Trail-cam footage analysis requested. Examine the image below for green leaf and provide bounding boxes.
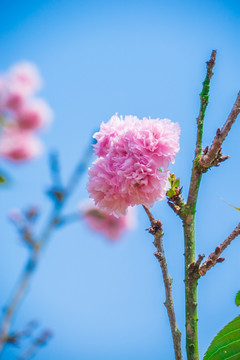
[173,179,180,188]
[203,314,240,360]
[235,291,240,307]
[166,189,175,197]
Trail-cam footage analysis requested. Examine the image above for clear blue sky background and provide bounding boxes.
[1,0,240,359]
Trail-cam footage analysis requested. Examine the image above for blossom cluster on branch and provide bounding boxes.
[87,114,180,215]
[0,62,52,161]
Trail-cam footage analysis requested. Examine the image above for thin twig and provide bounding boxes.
[143,206,183,360]
[195,50,216,158]
[142,205,155,224]
[0,143,93,353]
[199,92,240,168]
[17,330,52,360]
[199,222,240,276]
[49,151,62,188]
[54,211,80,228]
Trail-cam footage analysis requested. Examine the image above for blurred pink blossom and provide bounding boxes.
[8,62,42,96]
[17,99,53,130]
[0,78,5,111]
[0,62,53,162]
[88,115,180,216]
[81,200,136,240]
[0,128,42,161]
[3,83,27,112]
[1,62,42,112]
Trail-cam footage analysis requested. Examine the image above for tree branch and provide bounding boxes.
[183,51,217,360]
[143,206,183,360]
[199,222,240,276]
[199,91,240,168]
[183,51,240,360]
[0,143,93,353]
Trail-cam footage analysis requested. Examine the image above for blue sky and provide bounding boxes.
[0,0,240,359]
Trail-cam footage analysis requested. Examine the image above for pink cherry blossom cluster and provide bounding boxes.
[0,62,53,161]
[87,115,180,216]
[80,199,136,241]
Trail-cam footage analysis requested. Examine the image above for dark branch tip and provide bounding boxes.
[216,128,221,137]
[203,146,209,155]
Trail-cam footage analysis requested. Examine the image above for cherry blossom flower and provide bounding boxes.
[88,114,180,216]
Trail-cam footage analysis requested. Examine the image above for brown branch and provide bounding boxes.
[199,91,240,168]
[199,222,240,276]
[143,206,183,360]
[142,205,155,225]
